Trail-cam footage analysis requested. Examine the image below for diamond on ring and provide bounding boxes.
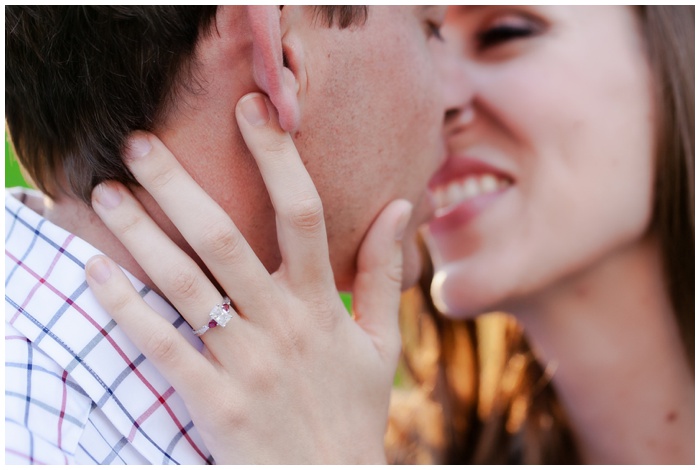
[192,296,232,336]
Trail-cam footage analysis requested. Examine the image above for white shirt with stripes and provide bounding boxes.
[5,188,213,464]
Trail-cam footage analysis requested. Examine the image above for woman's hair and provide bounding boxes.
[386,246,579,464]
[386,6,694,464]
[640,5,695,369]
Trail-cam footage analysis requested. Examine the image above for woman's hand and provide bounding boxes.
[84,93,411,464]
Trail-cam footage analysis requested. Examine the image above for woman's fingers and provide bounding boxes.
[236,93,334,292]
[91,181,242,348]
[85,255,215,401]
[122,131,276,316]
[352,199,412,363]
[85,96,404,463]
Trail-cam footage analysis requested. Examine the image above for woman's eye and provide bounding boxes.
[476,15,542,50]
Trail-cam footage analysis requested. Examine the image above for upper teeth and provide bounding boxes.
[432,174,509,213]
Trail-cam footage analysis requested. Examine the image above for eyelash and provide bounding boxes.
[477,21,539,50]
[426,21,444,42]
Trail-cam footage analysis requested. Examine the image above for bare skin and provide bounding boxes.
[427,6,694,463]
[86,94,410,464]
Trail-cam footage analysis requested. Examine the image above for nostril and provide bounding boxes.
[445,107,461,122]
[444,106,476,136]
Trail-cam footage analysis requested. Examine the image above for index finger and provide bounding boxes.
[236,93,334,292]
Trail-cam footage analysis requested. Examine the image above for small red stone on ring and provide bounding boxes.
[222,304,230,312]
[208,320,217,328]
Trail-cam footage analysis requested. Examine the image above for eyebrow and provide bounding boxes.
[455,6,491,14]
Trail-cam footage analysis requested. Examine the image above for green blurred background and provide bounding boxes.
[5,132,30,188]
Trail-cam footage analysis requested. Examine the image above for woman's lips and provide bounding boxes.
[427,156,513,233]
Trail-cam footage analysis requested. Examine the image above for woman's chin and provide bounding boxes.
[430,269,502,320]
[430,271,484,320]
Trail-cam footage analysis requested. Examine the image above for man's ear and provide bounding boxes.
[247,6,300,133]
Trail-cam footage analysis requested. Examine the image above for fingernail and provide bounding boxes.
[240,94,270,127]
[93,183,122,209]
[127,134,152,159]
[394,203,413,241]
[87,257,112,284]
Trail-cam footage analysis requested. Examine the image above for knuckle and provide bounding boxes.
[219,403,248,430]
[262,138,291,159]
[245,359,280,396]
[277,322,310,356]
[114,211,142,238]
[201,388,247,427]
[251,369,277,396]
[108,291,136,319]
[200,222,246,263]
[305,297,341,333]
[162,263,202,301]
[147,165,178,192]
[144,329,178,364]
[285,195,324,233]
[312,309,341,334]
[386,263,404,286]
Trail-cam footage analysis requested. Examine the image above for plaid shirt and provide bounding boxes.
[5,188,214,464]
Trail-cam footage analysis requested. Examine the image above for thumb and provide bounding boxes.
[352,199,413,363]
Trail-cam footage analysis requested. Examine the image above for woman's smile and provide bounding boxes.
[428,155,513,232]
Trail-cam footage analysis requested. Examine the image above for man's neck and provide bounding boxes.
[515,236,694,464]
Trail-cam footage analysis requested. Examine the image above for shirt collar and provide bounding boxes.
[6,188,211,463]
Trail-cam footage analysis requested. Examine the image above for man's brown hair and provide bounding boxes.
[6,6,219,203]
[6,6,367,204]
